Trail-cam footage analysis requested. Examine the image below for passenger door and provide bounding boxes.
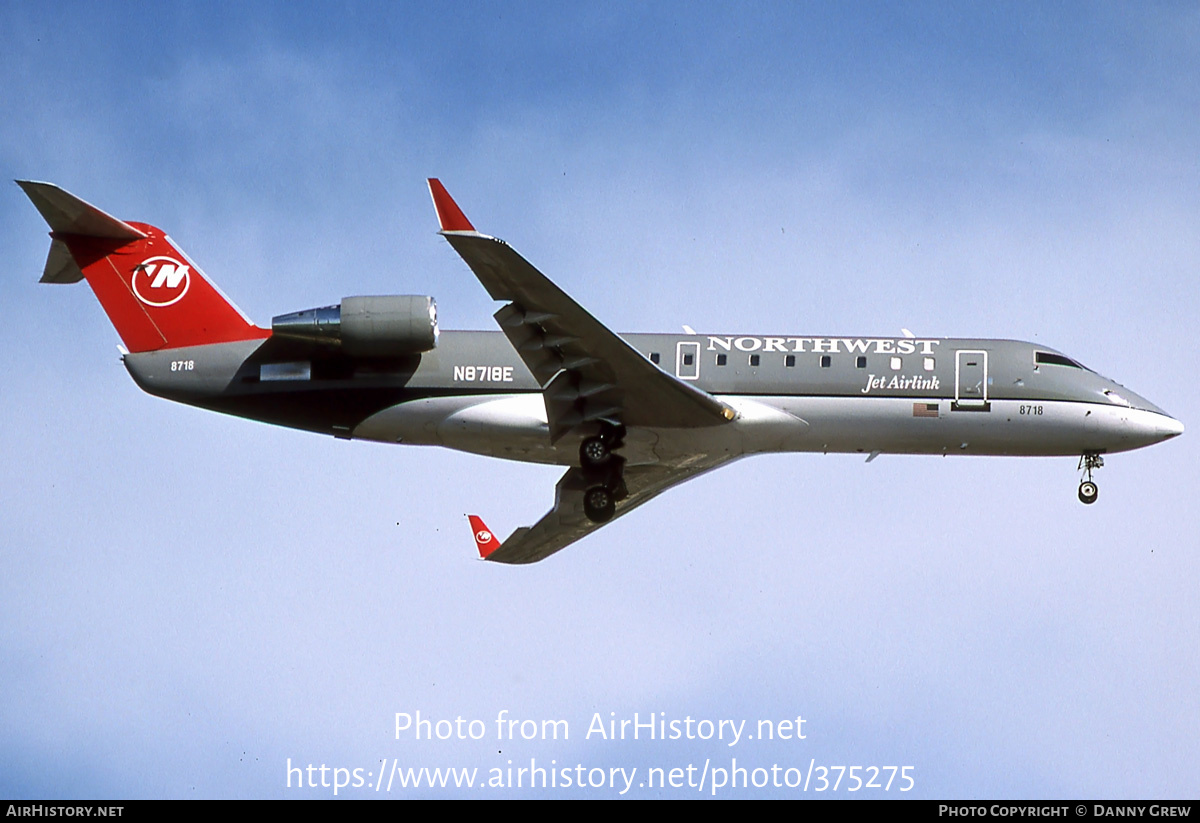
[953,349,990,411]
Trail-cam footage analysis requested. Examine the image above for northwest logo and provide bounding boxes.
[132,256,191,307]
[475,530,493,544]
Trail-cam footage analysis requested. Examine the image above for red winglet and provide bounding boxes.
[468,515,501,559]
[427,179,476,232]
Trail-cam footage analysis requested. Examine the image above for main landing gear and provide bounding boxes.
[580,424,627,524]
[1077,452,1104,505]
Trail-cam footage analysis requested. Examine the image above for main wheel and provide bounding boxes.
[580,436,611,468]
[1078,481,1098,505]
[583,486,616,523]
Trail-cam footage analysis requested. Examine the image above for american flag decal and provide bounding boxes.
[913,402,939,418]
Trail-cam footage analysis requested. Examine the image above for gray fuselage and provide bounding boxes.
[121,330,1182,468]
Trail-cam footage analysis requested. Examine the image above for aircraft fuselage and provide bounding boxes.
[122,330,1181,467]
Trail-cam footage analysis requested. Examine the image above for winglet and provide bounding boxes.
[427,179,476,232]
[467,515,502,559]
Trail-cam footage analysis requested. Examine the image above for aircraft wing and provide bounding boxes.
[476,454,736,564]
[428,179,734,442]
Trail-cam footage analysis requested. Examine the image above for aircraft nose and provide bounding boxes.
[1110,407,1184,450]
[1157,414,1184,440]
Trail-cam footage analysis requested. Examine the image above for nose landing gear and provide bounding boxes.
[1077,452,1104,504]
[1078,481,1098,505]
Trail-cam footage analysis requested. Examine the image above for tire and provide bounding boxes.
[580,436,611,468]
[1078,481,1098,505]
[583,486,616,523]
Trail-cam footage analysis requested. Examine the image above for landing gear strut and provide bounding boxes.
[1077,452,1103,505]
[581,424,627,524]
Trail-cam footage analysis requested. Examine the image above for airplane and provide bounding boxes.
[18,179,1184,564]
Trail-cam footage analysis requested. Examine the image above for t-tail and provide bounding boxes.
[18,181,268,352]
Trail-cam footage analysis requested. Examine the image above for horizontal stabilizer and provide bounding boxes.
[40,238,84,284]
[16,180,147,241]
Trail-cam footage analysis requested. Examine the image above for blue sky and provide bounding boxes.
[2,2,1197,798]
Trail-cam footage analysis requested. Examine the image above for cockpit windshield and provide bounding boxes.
[1035,351,1089,371]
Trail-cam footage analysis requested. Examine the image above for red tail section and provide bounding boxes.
[60,227,268,352]
[20,182,268,353]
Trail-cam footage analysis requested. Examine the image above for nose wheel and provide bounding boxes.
[1078,481,1098,505]
[1077,452,1104,505]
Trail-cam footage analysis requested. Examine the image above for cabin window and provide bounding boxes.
[683,353,694,367]
[890,356,902,370]
[785,355,795,368]
[749,354,760,367]
[820,355,831,368]
[923,356,935,371]
[650,352,660,364]
[856,356,867,369]
[716,354,727,366]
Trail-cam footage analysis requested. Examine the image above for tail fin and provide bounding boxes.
[18,181,268,353]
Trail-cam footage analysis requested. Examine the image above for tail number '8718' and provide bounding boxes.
[454,365,514,382]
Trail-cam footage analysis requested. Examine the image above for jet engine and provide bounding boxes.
[271,295,438,356]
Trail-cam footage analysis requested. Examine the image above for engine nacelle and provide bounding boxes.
[272,295,438,356]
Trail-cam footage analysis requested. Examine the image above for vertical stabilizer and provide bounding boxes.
[18,181,268,353]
